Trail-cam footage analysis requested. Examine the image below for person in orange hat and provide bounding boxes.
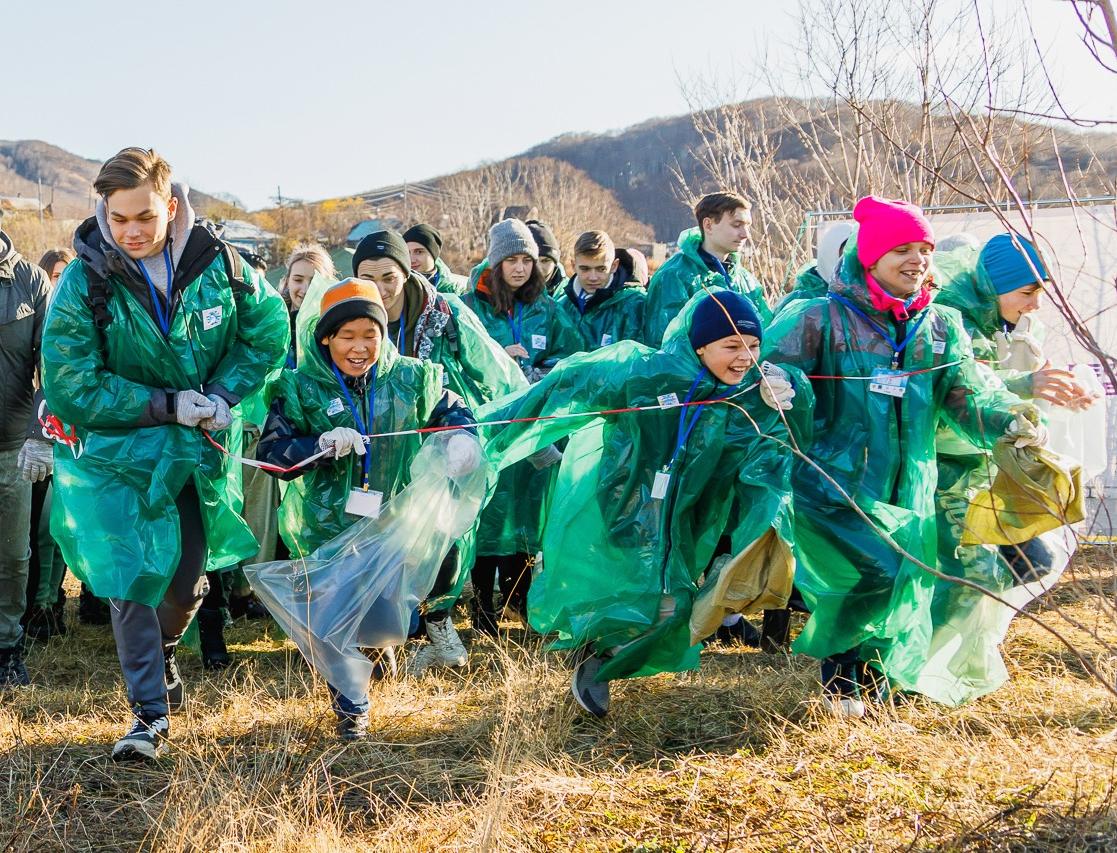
[256,277,480,739]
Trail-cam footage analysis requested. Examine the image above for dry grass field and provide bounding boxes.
[2,551,1115,852]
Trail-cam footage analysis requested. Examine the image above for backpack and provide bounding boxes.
[85,233,254,331]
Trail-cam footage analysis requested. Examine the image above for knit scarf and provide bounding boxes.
[866,273,932,321]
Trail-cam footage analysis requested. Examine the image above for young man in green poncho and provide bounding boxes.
[554,230,645,352]
[41,148,290,760]
[256,277,480,739]
[478,290,806,717]
[344,228,527,675]
[403,223,469,296]
[643,192,772,347]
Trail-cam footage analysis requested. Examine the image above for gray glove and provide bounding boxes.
[199,395,233,431]
[17,439,53,483]
[528,445,563,470]
[173,390,218,427]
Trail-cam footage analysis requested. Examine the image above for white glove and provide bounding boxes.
[174,389,218,427]
[17,439,53,483]
[318,427,367,458]
[997,313,1045,372]
[1004,412,1049,449]
[198,395,233,431]
[759,361,796,411]
[528,445,563,469]
[445,433,482,478]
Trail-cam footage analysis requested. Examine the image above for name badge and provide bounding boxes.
[345,488,383,518]
[651,470,671,500]
[932,339,946,355]
[657,393,680,408]
[326,398,344,417]
[869,368,908,398]
[531,334,547,350]
[201,306,223,330]
[600,333,613,346]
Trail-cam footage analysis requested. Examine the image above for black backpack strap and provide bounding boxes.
[221,241,256,297]
[83,261,114,330]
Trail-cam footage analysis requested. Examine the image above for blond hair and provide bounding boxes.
[285,242,336,279]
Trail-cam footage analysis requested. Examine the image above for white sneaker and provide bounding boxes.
[407,618,468,676]
[824,696,866,719]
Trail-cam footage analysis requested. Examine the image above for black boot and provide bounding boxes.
[470,595,499,638]
[760,609,792,653]
[24,605,60,642]
[78,584,111,625]
[197,608,231,670]
[227,590,269,620]
[0,641,31,688]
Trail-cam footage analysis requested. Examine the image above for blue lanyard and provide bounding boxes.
[576,289,587,314]
[704,251,733,289]
[507,304,523,344]
[136,245,174,336]
[396,321,406,356]
[430,268,441,287]
[331,363,376,489]
[829,293,928,367]
[666,369,709,473]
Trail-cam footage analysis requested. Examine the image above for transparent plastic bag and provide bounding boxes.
[1040,364,1108,481]
[245,432,488,700]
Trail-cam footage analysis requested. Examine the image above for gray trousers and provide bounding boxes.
[0,447,31,649]
[110,484,208,716]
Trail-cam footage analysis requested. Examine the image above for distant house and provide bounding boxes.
[217,219,279,257]
[346,218,402,247]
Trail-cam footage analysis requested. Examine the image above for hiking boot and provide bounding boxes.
[111,712,169,761]
[369,647,397,682]
[23,605,61,642]
[336,711,370,741]
[570,648,610,718]
[78,586,111,625]
[760,608,792,653]
[407,616,468,676]
[470,597,499,639]
[228,591,269,621]
[197,608,231,670]
[164,648,185,713]
[0,643,30,688]
[714,617,761,648]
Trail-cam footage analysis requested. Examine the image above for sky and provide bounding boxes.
[5,0,1114,210]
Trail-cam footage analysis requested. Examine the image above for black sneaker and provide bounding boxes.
[714,617,762,648]
[227,591,269,621]
[336,711,370,741]
[0,644,30,688]
[197,608,231,670]
[111,713,169,761]
[78,586,112,625]
[570,648,610,718]
[164,649,185,712]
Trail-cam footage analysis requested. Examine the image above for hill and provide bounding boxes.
[0,140,229,219]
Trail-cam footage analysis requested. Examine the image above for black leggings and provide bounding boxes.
[471,553,531,618]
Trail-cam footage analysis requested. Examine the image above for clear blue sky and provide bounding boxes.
[6,0,1113,209]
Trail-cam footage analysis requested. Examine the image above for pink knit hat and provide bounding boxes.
[853,196,935,268]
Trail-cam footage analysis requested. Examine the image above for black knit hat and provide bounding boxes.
[402,224,443,262]
[525,219,560,262]
[688,291,763,350]
[353,229,410,276]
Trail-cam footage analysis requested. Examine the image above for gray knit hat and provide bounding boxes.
[487,218,538,268]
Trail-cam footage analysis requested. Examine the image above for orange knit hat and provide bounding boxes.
[313,277,388,341]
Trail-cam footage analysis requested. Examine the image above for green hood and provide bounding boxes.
[933,246,1002,342]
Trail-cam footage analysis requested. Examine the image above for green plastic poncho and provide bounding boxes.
[761,239,1029,696]
[462,263,583,556]
[42,250,289,606]
[555,276,646,351]
[773,262,828,315]
[643,227,772,347]
[268,336,449,557]
[431,257,469,296]
[477,295,812,681]
[916,247,1072,704]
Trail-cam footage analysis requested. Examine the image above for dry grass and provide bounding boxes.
[2,552,1116,852]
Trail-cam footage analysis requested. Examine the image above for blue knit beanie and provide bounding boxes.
[688,291,763,350]
[979,233,1048,295]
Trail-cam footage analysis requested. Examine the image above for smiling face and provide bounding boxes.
[998,282,1044,325]
[702,207,753,258]
[500,254,534,290]
[285,259,316,309]
[357,257,409,318]
[696,333,760,385]
[104,182,178,260]
[323,317,382,377]
[574,252,618,294]
[868,241,934,297]
[407,242,436,274]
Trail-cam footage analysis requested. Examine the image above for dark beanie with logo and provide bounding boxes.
[402,224,443,262]
[688,291,763,349]
[352,229,411,276]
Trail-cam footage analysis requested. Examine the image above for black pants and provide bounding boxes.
[470,553,530,629]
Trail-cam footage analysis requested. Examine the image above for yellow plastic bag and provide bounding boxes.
[962,442,1084,546]
[690,529,794,644]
